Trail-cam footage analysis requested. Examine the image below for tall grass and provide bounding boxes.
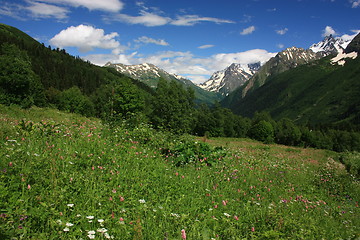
[0,105,359,239]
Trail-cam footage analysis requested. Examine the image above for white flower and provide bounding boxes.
[67,203,74,207]
[223,213,231,217]
[86,216,95,219]
[139,199,146,204]
[170,213,180,218]
[97,228,107,233]
[63,227,70,232]
[66,222,74,227]
[98,219,104,223]
[88,234,95,239]
[88,230,96,235]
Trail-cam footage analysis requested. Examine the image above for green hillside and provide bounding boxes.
[1,105,359,239]
[224,55,360,127]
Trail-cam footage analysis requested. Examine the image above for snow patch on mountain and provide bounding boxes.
[331,50,358,66]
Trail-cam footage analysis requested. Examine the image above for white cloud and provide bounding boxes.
[39,0,124,12]
[171,15,235,26]
[25,1,69,20]
[104,2,234,27]
[135,36,169,46]
[0,2,26,20]
[107,12,235,27]
[198,45,215,49]
[322,26,337,37]
[277,43,285,49]
[240,26,256,35]
[110,11,171,27]
[50,25,124,53]
[83,49,276,83]
[276,28,288,35]
[351,0,360,8]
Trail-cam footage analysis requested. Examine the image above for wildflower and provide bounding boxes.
[170,213,180,218]
[119,196,124,201]
[67,203,74,207]
[88,230,96,235]
[27,184,31,190]
[88,234,95,239]
[234,215,239,220]
[87,216,95,219]
[8,162,13,167]
[222,200,227,206]
[223,213,231,217]
[98,219,104,223]
[63,227,70,232]
[181,229,187,239]
[97,228,107,233]
[139,199,146,204]
[251,227,255,232]
[66,222,74,227]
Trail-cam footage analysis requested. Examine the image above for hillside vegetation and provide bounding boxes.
[0,105,359,239]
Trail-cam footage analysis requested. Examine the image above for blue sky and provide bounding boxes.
[0,0,359,83]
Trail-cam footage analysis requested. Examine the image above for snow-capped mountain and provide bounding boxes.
[198,62,260,95]
[104,62,223,105]
[309,34,353,56]
[105,62,191,88]
[241,47,322,97]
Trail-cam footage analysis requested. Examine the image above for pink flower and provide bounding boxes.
[119,196,124,201]
[119,217,124,222]
[234,216,239,220]
[8,162,13,167]
[27,184,31,190]
[251,227,255,232]
[181,229,187,239]
[222,200,227,206]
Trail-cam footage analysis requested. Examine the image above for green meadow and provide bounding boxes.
[0,105,359,239]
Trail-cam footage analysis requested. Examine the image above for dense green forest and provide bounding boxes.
[1,23,360,152]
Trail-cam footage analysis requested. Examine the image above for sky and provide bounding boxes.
[0,0,359,84]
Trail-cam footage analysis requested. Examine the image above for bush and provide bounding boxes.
[248,120,274,143]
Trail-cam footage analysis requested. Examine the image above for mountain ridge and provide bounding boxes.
[104,62,222,105]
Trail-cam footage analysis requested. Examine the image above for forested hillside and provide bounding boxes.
[223,55,360,128]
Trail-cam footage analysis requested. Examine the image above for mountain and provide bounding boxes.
[239,47,322,98]
[105,62,184,88]
[198,62,260,96]
[345,32,360,53]
[222,34,360,126]
[105,62,222,105]
[310,34,353,56]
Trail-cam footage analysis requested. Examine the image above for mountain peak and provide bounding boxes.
[309,34,355,56]
[199,62,260,95]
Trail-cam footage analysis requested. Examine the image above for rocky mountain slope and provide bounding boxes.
[198,62,260,96]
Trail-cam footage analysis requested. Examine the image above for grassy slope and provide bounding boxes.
[0,105,359,239]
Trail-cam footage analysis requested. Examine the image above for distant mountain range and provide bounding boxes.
[221,32,360,126]
[104,62,222,105]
